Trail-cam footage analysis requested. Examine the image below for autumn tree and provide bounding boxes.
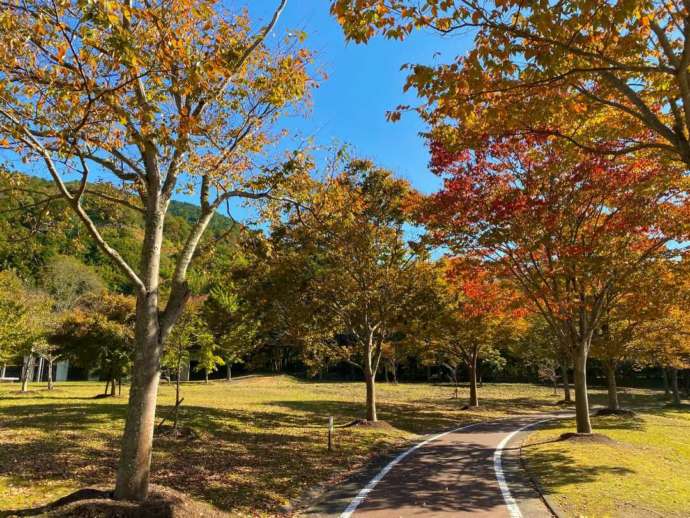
[419,135,684,433]
[55,293,136,396]
[16,287,55,393]
[515,315,572,403]
[332,1,690,170]
[40,256,105,312]
[625,259,690,406]
[0,271,28,368]
[161,300,216,427]
[202,284,258,381]
[268,158,436,421]
[590,258,678,411]
[0,0,312,499]
[436,258,525,407]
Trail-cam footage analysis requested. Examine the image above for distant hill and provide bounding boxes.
[168,199,237,234]
[0,172,240,292]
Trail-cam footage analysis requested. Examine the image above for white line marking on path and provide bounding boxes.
[339,420,487,518]
[493,418,554,518]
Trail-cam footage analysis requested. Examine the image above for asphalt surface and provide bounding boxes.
[305,414,562,518]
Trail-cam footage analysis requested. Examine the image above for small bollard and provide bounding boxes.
[328,416,334,451]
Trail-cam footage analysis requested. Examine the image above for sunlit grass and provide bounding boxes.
[523,404,690,518]
[0,375,560,516]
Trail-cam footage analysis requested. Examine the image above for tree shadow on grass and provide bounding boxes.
[588,388,669,410]
[0,401,401,515]
[523,448,635,494]
[269,394,562,436]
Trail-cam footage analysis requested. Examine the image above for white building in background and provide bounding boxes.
[0,358,70,382]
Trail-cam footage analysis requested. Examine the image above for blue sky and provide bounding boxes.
[244,1,470,196]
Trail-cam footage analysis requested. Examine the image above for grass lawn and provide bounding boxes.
[522,397,690,518]
[0,375,560,516]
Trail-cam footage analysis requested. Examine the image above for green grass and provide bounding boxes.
[522,399,690,518]
[0,376,559,516]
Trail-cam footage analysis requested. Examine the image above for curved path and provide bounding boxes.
[306,414,566,518]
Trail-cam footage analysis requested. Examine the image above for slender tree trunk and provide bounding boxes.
[391,362,398,385]
[226,363,232,381]
[205,370,209,383]
[1,363,5,379]
[47,359,54,390]
[111,377,117,396]
[364,369,377,421]
[606,361,619,411]
[364,335,379,421]
[114,290,164,501]
[670,367,681,406]
[662,367,670,398]
[573,342,592,434]
[35,356,43,382]
[561,359,572,402]
[104,379,110,396]
[20,355,33,392]
[468,352,479,407]
[174,359,181,430]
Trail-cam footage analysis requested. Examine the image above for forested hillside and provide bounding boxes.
[0,171,240,292]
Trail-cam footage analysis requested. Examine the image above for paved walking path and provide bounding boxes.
[306,414,565,518]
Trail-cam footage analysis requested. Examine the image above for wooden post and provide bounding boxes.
[328,416,334,451]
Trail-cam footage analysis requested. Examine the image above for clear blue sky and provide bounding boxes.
[244,1,470,196]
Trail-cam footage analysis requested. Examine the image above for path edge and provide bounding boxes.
[517,424,565,518]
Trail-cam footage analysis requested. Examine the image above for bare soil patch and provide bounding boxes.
[341,419,393,429]
[558,432,616,445]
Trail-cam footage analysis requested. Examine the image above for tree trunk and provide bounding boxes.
[47,359,54,390]
[573,343,592,434]
[20,355,33,393]
[363,332,380,422]
[204,370,209,383]
[111,377,117,396]
[662,367,670,398]
[174,360,181,430]
[561,359,572,402]
[670,367,681,406]
[391,363,398,385]
[104,379,110,396]
[35,356,44,382]
[226,363,232,381]
[606,361,619,411]
[468,352,479,407]
[364,370,377,421]
[114,291,164,501]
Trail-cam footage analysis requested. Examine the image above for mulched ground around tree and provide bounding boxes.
[558,432,617,445]
[0,486,227,518]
